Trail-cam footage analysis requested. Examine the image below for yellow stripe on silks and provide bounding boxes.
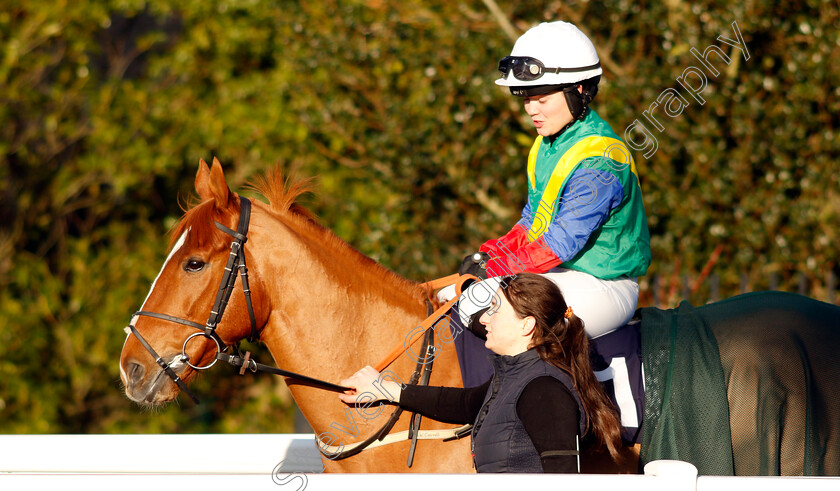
[527,136,544,191]
[527,135,637,242]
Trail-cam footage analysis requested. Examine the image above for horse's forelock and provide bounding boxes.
[170,198,236,252]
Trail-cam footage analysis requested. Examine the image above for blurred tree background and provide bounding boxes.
[1,0,838,434]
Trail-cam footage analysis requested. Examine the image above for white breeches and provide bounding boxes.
[440,268,639,339]
[540,268,638,338]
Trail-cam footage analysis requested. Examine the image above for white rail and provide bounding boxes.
[0,433,322,475]
[1,434,837,491]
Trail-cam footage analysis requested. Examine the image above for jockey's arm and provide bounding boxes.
[482,168,624,277]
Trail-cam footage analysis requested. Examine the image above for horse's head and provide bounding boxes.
[119,158,266,405]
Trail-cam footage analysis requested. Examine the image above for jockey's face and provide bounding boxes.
[480,288,535,356]
[522,88,577,137]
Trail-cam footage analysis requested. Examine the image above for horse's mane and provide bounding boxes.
[246,168,319,223]
[170,168,425,303]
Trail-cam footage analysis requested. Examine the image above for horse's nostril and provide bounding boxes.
[128,361,145,385]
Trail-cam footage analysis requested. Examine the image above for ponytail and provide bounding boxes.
[558,312,623,461]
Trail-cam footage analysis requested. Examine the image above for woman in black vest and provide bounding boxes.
[339,273,622,472]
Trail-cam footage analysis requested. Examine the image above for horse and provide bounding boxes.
[120,158,477,473]
[120,159,840,475]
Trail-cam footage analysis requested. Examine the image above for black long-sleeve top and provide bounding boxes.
[400,376,580,472]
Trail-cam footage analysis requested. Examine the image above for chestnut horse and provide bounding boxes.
[120,159,481,472]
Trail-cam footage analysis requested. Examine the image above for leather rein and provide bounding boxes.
[125,197,472,463]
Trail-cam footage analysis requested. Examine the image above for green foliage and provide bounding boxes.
[1,0,838,434]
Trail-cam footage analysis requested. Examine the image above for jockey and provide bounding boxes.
[449,21,651,386]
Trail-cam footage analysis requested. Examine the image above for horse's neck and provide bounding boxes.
[242,210,474,472]
[251,211,426,384]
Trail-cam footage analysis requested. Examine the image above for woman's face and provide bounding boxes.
[480,288,535,356]
[523,90,575,137]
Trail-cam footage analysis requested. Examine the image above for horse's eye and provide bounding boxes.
[184,259,206,272]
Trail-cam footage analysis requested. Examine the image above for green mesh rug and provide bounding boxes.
[639,291,840,476]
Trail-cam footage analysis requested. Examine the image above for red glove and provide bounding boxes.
[484,236,562,277]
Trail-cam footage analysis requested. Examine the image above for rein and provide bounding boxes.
[321,275,476,463]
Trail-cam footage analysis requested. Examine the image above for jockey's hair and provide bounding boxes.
[500,273,624,462]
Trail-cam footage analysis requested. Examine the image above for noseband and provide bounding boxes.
[127,197,258,404]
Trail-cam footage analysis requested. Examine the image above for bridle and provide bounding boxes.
[126,197,258,404]
[127,197,352,404]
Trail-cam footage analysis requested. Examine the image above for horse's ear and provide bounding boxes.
[196,159,212,199]
[195,157,230,208]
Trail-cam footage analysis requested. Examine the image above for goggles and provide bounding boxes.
[497,56,601,82]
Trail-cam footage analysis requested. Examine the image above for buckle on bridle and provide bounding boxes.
[238,351,251,375]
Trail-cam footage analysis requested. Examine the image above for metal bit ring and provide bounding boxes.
[181,332,221,370]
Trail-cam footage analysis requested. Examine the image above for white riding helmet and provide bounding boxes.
[496,21,603,88]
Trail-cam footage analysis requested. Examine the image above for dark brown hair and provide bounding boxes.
[500,273,623,461]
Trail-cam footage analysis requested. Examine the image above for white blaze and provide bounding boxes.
[120,231,188,382]
[139,230,189,311]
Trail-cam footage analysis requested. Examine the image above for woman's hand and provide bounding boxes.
[338,365,403,404]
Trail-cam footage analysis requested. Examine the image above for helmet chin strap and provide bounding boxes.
[553,78,600,139]
[547,87,589,141]
[563,86,586,121]
[563,78,599,121]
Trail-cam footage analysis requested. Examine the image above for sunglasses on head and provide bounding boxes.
[498,56,601,82]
